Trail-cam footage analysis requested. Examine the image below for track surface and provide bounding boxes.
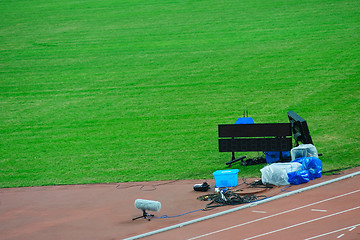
[145,174,360,240]
[0,167,359,240]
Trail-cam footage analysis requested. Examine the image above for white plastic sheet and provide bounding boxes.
[290,144,318,160]
[261,162,302,186]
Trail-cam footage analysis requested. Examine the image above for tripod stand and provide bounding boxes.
[132,209,154,221]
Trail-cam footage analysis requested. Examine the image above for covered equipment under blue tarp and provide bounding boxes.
[261,157,323,186]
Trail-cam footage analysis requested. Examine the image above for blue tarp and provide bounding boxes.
[287,157,322,185]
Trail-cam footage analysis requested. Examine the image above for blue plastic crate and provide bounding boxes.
[213,169,239,187]
[234,117,254,124]
[264,151,290,163]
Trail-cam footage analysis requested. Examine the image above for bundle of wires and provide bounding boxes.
[203,190,266,210]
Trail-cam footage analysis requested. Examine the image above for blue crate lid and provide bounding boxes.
[213,169,239,176]
[234,117,254,124]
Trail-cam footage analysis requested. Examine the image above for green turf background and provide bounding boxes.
[1,0,359,187]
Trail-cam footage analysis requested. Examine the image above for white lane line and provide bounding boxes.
[252,210,266,213]
[305,224,360,239]
[311,209,327,212]
[337,233,345,238]
[187,189,360,240]
[243,206,360,240]
[349,226,357,231]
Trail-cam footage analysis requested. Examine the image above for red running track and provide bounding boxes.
[143,174,360,240]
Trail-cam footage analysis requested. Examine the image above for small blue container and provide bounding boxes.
[265,151,290,163]
[213,169,239,187]
[234,117,254,124]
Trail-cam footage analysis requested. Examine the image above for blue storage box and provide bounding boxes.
[235,117,254,124]
[213,169,239,187]
[265,151,290,163]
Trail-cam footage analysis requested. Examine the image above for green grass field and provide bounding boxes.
[1,0,359,188]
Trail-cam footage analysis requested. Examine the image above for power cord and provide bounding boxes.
[150,208,204,219]
[116,180,178,191]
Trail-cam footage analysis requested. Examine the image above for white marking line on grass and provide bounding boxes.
[311,209,327,212]
[187,190,360,240]
[243,206,360,240]
[305,224,360,240]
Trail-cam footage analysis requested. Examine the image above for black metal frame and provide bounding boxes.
[288,111,313,146]
[218,123,293,161]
